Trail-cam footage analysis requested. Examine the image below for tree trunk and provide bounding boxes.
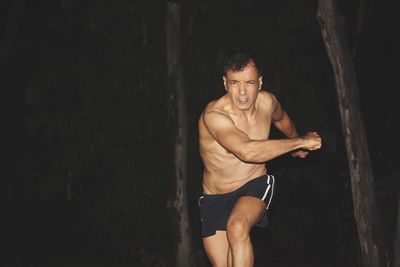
[393,196,400,267]
[317,1,386,266]
[166,2,194,267]
[1,0,25,66]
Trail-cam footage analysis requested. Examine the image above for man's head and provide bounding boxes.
[222,49,263,110]
[222,48,262,77]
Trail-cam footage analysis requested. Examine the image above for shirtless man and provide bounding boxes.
[198,50,321,267]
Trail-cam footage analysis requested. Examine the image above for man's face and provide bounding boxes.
[223,62,262,111]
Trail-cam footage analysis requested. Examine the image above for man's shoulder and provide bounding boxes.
[203,95,230,115]
[258,91,275,103]
[203,106,231,123]
[201,98,233,127]
[257,91,276,110]
[199,98,233,141]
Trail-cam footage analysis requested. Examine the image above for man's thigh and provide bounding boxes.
[229,196,266,228]
[203,230,229,267]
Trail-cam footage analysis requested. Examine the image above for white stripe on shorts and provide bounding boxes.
[261,174,275,209]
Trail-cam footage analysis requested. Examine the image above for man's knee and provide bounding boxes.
[227,214,250,242]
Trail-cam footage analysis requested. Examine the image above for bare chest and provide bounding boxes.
[232,115,271,140]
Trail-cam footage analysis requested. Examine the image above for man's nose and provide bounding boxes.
[239,82,246,94]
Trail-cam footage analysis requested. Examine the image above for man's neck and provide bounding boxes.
[229,100,258,120]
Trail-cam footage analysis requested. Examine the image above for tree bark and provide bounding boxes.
[1,0,25,66]
[166,2,194,267]
[317,1,386,266]
[393,196,400,267]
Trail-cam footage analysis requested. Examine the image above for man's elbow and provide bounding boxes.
[237,145,265,163]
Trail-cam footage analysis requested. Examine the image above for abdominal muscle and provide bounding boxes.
[201,156,267,194]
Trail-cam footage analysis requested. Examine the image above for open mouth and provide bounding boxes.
[238,98,248,104]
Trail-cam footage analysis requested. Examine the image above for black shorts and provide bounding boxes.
[198,174,275,238]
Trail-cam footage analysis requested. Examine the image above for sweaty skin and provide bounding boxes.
[199,91,272,194]
[198,61,321,267]
[199,63,321,195]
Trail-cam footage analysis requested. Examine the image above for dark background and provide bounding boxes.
[1,0,399,266]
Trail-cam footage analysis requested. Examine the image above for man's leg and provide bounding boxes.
[226,196,266,267]
[203,230,230,267]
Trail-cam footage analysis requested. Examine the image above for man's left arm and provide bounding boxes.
[271,96,309,158]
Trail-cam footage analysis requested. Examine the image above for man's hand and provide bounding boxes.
[291,149,309,158]
[291,132,321,158]
[302,131,322,150]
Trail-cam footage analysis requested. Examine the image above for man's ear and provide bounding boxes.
[223,76,227,91]
[258,76,263,91]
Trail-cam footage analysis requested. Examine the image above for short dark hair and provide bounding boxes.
[222,48,262,76]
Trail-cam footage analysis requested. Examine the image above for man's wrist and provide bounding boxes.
[293,137,305,150]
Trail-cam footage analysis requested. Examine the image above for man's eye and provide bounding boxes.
[229,81,238,85]
[247,81,257,85]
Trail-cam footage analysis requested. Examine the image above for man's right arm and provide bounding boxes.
[203,111,321,163]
